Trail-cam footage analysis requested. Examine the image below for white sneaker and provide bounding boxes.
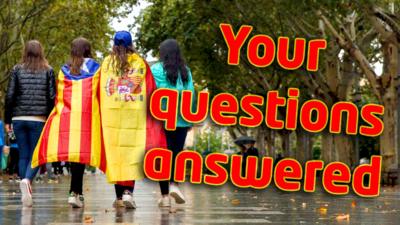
[169,183,186,204]
[122,191,136,209]
[20,179,33,207]
[158,196,171,207]
[68,192,84,208]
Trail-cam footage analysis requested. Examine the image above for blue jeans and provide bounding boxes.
[12,120,45,180]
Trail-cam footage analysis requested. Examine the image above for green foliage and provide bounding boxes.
[192,127,232,154]
[136,0,399,99]
[312,146,322,160]
[136,1,400,164]
[0,0,137,114]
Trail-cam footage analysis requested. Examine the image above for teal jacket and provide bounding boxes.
[151,62,195,128]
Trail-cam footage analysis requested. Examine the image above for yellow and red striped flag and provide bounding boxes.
[100,53,167,182]
[31,59,106,171]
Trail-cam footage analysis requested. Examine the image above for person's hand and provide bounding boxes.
[5,124,12,133]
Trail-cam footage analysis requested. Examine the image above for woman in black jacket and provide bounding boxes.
[4,40,56,207]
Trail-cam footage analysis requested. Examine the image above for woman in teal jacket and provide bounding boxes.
[151,39,194,207]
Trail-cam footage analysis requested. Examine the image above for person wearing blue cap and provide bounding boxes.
[113,30,133,48]
[99,30,167,209]
[101,31,138,209]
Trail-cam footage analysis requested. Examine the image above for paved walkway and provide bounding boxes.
[0,174,399,224]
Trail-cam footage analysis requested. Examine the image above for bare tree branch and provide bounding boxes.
[317,10,382,100]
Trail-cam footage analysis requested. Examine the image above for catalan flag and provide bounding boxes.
[100,53,166,182]
[31,59,106,171]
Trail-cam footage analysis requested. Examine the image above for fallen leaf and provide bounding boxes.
[83,215,94,223]
[253,196,258,199]
[336,214,350,221]
[351,200,356,208]
[169,208,177,214]
[290,198,295,202]
[302,203,307,208]
[231,199,240,205]
[85,188,89,192]
[318,207,328,215]
[380,210,392,214]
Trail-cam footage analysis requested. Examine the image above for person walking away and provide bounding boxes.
[4,40,56,207]
[34,162,56,183]
[0,120,5,183]
[243,142,259,157]
[30,37,106,208]
[151,39,195,207]
[238,142,259,177]
[52,162,63,176]
[100,31,166,209]
[63,38,97,208]
[7,130,20,182]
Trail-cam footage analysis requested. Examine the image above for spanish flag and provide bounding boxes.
[31,59,106,171]
[100,53,166,182]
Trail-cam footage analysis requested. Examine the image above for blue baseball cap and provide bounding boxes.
[114,31,133,48]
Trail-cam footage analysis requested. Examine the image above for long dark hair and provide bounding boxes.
[69,37,92,75]
[110,45,136,74]
[159,39,188,85]
[21,40,49,72]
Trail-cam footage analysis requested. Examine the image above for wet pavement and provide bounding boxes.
[0,174,399,225]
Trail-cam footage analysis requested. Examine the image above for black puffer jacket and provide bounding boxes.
[4,65,56,124]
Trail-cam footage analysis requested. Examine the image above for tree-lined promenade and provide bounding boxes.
[1,1,400,182]
[2,175,400,224]
[137,0,400,181]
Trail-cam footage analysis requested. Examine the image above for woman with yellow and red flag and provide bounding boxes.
[100,31,166,208]
[32,37,106,208]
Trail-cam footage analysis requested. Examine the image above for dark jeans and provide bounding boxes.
[70,163,85,195]
[7,148,19,176]
[159,127,189,195]
[13,120,45,180]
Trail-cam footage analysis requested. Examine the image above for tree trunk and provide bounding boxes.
[296,130,312,164]
[380,36,399,174]
[255,127,266,156]
[322,133,354,166]
[381,91,398,172]
[264,129,276,158]
[281,131,291,157]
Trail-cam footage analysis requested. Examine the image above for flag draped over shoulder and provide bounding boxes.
[100,53,166,182]
[31,59,106,172]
